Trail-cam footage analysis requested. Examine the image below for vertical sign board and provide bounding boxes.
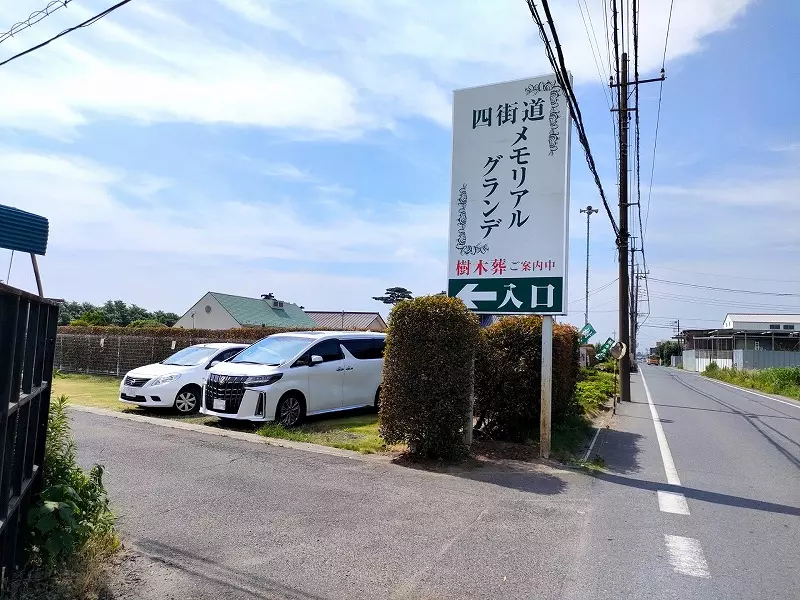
[447,74,571,315]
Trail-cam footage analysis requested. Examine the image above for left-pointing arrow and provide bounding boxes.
[456,283,497,309]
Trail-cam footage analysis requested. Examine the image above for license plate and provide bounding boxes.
[123,386,136,396]
[213,397,226,411]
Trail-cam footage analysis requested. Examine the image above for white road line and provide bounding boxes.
[640,369,682,486]
[695,375,800,409]
[582,426,602,461]
[664,535,711,578]
[657,491,690,515]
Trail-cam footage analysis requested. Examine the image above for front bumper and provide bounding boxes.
[119,381,180,408]
[200,387,277,421]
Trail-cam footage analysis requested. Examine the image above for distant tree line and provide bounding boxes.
[59,300,180,328]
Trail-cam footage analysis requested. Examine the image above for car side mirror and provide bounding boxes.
[310,355,323,366]
[207,360,220,369]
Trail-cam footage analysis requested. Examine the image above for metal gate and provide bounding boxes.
[0,283,58,576]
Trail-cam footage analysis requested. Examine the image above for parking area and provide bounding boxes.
[53,373,397,454]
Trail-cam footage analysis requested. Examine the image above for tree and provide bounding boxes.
[75,310,108,326]
[655,340,682,363]
[151,310,180,327]
[59,299,181,327]
[372,287,413,305]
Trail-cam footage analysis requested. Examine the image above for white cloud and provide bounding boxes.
[0,2,368,137]
[260,162,316,182]
[1,149,446,266]
[0,0,754,135]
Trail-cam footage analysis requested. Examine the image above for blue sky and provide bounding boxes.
[1,0,798,348]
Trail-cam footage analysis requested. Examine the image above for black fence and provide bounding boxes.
[0,284,59,578]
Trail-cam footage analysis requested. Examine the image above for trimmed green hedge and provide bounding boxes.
[379,296,480,459]
[57,325,353,341]
[474,317,581,442]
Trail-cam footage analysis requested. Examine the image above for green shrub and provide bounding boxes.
[28,395,117,567]
[475,317,581,442]
[703,362,720,375]
[379,296,480,459]
[127,319,167,328]
[574,369,615,416]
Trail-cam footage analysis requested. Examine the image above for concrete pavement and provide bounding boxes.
[71,366,800,599]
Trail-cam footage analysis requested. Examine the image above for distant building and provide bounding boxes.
[174,292,317,330]
[682,313,800,372]
[305,311,387,332]
[722,313,800,332]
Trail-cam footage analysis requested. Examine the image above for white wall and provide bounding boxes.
[173,293,240,329]
[729,320,800,332]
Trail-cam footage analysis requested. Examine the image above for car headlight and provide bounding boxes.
[150,373,181,386]
[244,374,283,388]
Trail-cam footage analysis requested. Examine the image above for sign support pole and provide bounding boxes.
[464,353,475,446]
[540,315,553,459]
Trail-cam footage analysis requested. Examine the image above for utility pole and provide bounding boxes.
[617,52,631,403]
[580,206,599,326]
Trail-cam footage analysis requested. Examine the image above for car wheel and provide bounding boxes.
[374,387,381,412]
[174,386,201,414]
[276,393,304,427]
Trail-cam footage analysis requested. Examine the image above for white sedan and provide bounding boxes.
[119,343,247,414]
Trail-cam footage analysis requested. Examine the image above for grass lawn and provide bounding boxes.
[259,413,403,454]
[52,373,397,453]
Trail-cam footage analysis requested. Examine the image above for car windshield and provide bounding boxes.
[161,346,218,366]
[230,336,311,366]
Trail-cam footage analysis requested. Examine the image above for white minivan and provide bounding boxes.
[200,331,386,426]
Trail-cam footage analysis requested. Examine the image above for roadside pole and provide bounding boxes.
[540,315,553,459]
[465,354,475,445]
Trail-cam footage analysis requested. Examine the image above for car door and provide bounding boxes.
[306,339,345,413]
[340,339,379,406]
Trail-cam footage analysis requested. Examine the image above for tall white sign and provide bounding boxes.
[447,74,571,315]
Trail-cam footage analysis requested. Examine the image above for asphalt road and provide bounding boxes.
[71,367,800,599]
[571,365,800,600]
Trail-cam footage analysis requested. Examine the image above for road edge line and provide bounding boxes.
[66,404,374,461]
[640,369,681,486]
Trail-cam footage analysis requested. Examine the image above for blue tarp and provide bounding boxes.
[0,205,48,255]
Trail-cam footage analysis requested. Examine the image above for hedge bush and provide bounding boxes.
[57,325,348,341]
[474,317,580,442]
[379,296,480,459]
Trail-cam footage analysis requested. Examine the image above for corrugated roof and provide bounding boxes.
[210,292,317,328]
[725,313,800,324]
[305,311,387,331]
[0,205,49,255]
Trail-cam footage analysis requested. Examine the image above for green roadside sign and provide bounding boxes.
[447,277,564,314]
[579,323,596,345]
[596,336,615,360]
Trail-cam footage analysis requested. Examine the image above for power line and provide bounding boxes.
[0,1,75,45]
[569,277,619,305]
[525,0,620,238]
[576,0,619,168]
[648,277,800,297]
[648,291,800,312]
[653,265,800,283]
[0,0,133,69]
[643,0,674,237]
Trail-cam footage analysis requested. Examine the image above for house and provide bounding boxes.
[174,292,317,330]
[722,313,800,332]
[682,313,800,372]
[305,311,387,332]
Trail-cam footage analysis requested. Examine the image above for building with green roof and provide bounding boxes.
[174,292,317,329]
